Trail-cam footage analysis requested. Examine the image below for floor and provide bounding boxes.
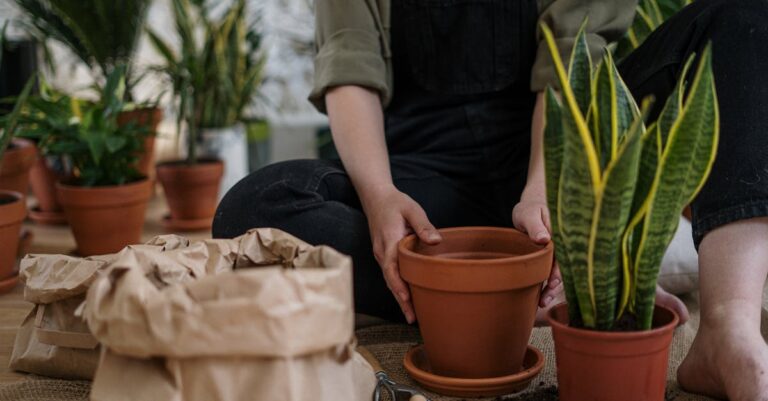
[0,194,210,384]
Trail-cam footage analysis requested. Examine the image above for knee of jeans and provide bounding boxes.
[212,160,321,238]
[706,0,768,36]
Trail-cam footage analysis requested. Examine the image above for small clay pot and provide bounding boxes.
[547,303,679,401]
[0,191,26,293]
[156,159,223,230]
[0,139,37,196]
[118,107,163,177]
[28,155,65,212]
[57,179,153,256]
[399,227,553,379]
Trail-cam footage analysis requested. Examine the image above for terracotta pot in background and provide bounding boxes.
[0,191,26,294]
[399,227,553,379]
[117,107,163,177]
[28,155,68,225]
[57,179,153,256]
[0,138,37,196]
[156,159,223,231]
[547,303,679,401]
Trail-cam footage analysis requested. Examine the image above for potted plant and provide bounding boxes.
[148,0,264,231]
[29,67,152,255]
[13,0,160,177]
[614,0,692,59]
[540,23,718,401]
[0,76,34,294]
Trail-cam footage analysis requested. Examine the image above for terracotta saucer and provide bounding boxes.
[403,344,545,398]
[0,274,19,295]
[161,214,213,232]
[28,205,68,225]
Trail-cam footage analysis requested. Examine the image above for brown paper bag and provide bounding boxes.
[84,228,376,401]
[9,235,190,379]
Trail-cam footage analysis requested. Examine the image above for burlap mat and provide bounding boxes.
[0,379,89,401]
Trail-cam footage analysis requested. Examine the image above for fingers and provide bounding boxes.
[402,202,442,245]
[540,263,563,307]
[519,209,551,244]
[375,233,416,324]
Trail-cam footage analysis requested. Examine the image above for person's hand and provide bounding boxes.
[512,195,564,309]
[362,186,442,324]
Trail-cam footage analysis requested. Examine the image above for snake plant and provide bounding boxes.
[615,0,693,59]
[542,22,719,330]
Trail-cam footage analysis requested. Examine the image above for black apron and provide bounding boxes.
[385,0,540,191]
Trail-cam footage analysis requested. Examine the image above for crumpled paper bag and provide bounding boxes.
[9,235,189,379]
[84,228,376,401]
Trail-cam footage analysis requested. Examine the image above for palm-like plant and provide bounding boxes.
[13,0,150,100]
[147,0,265,165]
[542,22,719,331]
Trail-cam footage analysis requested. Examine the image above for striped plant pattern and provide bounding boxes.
[541,23,719,330]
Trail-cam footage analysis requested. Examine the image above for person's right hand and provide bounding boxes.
[362,185,442,324]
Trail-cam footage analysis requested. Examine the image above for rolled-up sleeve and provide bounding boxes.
[309,0,390,113]
[531,0,638,92]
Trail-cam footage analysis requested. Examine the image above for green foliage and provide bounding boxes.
[148,0,265,164]
[0,77,35,167]
[615,0,692,59]
[541,23,719,330]
[13,0,151,99]
[14,67,147,187]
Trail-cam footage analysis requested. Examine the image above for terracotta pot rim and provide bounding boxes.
[0,190,23,201]
[399,226,554,266]
[56,177,151,192]
[546,303,679,340]
[156,158,223,168]
[0,190,26,226]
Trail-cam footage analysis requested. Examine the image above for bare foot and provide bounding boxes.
[656,285,690,325]
[678,322,768,401]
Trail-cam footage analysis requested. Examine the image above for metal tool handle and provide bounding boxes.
[357,346,385,373]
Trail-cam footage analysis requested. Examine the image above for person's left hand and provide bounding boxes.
[512,197,564,311]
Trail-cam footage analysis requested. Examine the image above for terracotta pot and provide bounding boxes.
[156,160,223,229]
[547,303,679,401]
[399,227,553,379]
[118,107,162,177]
[0,191,26,293]
[57,179,153,256]
[28,155,65,212]
[0,138,37,196]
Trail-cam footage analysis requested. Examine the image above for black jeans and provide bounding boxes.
[214,0,768,321]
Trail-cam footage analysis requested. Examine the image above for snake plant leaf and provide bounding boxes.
[544,87,581,322]
[542,22,601,327]
[568,21,593,118]
[658,55,695,147]
[633,45,719,328]
[589,101,649,329]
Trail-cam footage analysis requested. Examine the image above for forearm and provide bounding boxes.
[523,92,547,200]
[325,85,393,208]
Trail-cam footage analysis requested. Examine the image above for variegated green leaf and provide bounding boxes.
[543,88,581,322]
[588,103,647,329]
[634,45,719,328]
[568,21,593,118]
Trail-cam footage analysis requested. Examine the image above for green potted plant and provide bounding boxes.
[148,0,264,231]
[13,0,161,178]
[614,0,692,59]
[20,67,152,255]
[0,76,34,294]
[541,23,718,401]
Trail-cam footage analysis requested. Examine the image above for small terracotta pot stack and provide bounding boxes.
[398,227,553,397]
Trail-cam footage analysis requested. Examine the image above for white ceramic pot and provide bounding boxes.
[197,123,249,199]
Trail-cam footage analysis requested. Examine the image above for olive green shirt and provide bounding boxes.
[309,0,638,113]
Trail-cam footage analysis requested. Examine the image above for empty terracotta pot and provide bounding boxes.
[0,190,26,294]
[57,179,153,256]
[118,107,163,177]
[399,227,553,379]
[156,159,223,230]
[0,139,37,196]
[547,303,679,401]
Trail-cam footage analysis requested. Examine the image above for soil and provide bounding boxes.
[568,313,641,332]
[0,195,15,206]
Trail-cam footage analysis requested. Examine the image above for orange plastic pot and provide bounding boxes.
[156,160,223,230]
[547,303,679,401]
[57,179,152,256]
[0,139,36,196]
[0,191,26,293]
[399,227,553,379]
[118,107,163,177]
